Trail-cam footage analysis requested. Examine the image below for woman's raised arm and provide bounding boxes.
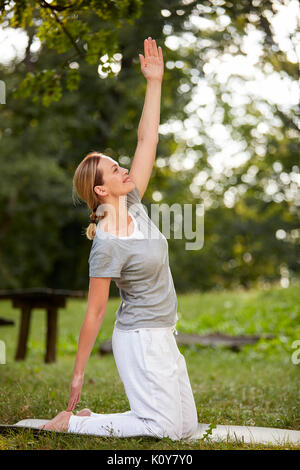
[129,37,164,199]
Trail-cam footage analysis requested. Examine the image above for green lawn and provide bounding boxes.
[0,281,299,450]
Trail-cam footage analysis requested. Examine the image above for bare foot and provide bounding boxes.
[76,408,92,416]
[38,410,73,431]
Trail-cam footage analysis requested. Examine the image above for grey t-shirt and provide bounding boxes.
[88,183,178,330]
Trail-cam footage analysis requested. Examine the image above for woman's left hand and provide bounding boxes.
[139,37,164,82]
[66,373,84,411]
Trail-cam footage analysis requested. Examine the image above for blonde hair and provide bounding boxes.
[72,151,104,240]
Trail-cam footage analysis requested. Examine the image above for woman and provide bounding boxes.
[39,37,198,441]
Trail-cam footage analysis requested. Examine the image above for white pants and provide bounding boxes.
[68,322,198,441]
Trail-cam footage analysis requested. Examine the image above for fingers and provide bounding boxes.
[158,45,163,62]
[144,37,159,58]
[139,54,145,68]
[147,37,153,56]
[152,39,158,57]
[144,38,149,59]
[67,395,78,411]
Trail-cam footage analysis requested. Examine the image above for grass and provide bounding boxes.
[0,280,299,450]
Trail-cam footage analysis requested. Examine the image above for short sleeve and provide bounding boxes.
[127,183,141,208]
[89,240,123,278]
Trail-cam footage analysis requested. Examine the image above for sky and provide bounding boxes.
[0,0,299,180]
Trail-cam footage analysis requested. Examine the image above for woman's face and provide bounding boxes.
[94,154,135,199]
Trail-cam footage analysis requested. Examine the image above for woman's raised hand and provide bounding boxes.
[139,37,164,82]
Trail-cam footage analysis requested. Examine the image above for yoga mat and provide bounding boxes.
[0,419,299,445]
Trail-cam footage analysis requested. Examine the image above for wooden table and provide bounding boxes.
[0,288,86,363]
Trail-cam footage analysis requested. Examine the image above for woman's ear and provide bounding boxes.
[94,185,106,198]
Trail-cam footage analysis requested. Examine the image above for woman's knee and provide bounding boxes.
[164,420,198,441]
[158,419,184,441]
[182,419,198,439]
[144,418,182,441]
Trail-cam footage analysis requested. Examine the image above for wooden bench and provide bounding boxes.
[0,288,86,363]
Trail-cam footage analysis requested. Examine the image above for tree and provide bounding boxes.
[0,0,299,290]
[0,0,142,105]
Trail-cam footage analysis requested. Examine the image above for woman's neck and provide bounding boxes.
[99,195,134,236]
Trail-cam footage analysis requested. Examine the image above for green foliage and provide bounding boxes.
[13,69,63,106]
[85,29,119,65]
[65,68,80,91]
[36,17,89,54]
[1,0,142,103]
[199,421,218,442]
